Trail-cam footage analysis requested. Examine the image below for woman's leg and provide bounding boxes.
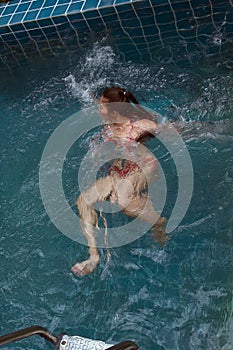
[72,176,115,276]
[116,172,168,244]
[72,171,167,276]
[123,195,168,244]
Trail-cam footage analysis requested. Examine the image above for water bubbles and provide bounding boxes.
[213,35,222,46]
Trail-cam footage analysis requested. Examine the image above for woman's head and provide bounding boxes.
[99,87,138,121]
[99,86,156,123]
[101,87,139,104]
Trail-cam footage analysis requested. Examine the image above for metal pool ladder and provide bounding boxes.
[0,325,139,350]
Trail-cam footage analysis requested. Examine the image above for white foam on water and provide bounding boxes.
[131,248,168,264]
[64,44,116,106]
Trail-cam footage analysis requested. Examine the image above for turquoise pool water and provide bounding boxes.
[0,43,233,350]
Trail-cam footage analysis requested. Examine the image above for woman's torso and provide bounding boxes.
[102,120,158,179]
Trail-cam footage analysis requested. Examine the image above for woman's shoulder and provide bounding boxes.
[133,119,158,134]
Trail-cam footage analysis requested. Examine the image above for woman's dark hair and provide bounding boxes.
[102,86,158,122]
[102,86,139,104]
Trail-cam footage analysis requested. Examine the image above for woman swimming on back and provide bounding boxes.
[72,87,167,276]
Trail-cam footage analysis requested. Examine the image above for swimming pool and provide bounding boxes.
[0,41,233,349]
[1,0,233,70]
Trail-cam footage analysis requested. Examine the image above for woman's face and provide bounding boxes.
[99,95,111,121]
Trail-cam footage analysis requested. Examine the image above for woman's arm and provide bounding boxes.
[133,119,158,142]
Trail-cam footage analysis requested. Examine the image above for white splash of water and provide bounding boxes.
[64,44,116,105]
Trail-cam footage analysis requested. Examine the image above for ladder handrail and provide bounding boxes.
[0,325,58,347]
[0,326,139,350]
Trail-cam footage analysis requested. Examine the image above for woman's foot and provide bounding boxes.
[71,255,100,276]
[151,217,168,245]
